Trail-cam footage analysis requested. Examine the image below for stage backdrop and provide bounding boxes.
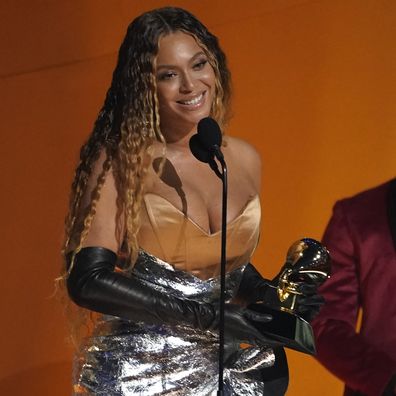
[1,0,395,394]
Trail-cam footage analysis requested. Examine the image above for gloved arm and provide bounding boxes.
[66,246,275,346]
[237,263,325,322]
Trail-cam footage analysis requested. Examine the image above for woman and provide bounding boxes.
[61,7,318,395]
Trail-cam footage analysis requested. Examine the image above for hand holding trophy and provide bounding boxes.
[248,238,331,355]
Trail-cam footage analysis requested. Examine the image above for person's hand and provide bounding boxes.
[294,283,325,322]
[219,304,274,345]
[221,305,273,367]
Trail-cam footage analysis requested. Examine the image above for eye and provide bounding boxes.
[193,59,208,70]
[157,71,177,81]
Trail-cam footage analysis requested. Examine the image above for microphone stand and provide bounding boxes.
[211,148,227,396]
[189,132,228,394]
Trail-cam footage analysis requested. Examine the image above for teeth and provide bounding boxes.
[180,93,203,105]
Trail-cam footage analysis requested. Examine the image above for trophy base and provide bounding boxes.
[248,303,316,355]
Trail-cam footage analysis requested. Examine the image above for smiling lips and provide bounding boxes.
[177,92,206,109]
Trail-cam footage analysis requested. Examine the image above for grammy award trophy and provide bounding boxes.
[248,238,331,355]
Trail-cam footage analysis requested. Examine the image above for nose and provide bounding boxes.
[180,72,194,93]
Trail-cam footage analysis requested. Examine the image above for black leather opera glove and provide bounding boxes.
[237,263,325,322]
[292,283,325,322]
[66,247,275,347]
[237,263,274,304]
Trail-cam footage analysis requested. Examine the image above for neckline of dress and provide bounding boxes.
[143,193,259,236]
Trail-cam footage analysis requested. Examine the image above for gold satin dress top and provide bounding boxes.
[138,193,261,279]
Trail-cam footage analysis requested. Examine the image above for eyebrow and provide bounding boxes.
[156,51,207,70]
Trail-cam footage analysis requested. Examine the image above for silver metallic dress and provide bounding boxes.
[72,251,279,395]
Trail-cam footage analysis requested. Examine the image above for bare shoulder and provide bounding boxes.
[224,135,262,171]
[224,135,262,191]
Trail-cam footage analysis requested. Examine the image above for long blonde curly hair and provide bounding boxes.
[59,7,232,341]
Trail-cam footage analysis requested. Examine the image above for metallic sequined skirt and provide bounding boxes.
[72,251,284,395]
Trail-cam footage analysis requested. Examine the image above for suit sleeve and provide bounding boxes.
[311,201,396,396]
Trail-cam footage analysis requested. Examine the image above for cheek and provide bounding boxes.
[156,90,171,111]
[157,83,179,107]
[202,68,216,92]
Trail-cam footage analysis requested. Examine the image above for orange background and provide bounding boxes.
[1,1,395,395]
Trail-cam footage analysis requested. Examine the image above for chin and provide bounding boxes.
[183,109,212,126]
[160,105,213,134]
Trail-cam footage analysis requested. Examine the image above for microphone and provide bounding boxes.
[189,118,223,179]
[189,134,212,164]
[197,117,224,160]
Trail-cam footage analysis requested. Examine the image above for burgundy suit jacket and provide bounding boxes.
[312,179,396,396]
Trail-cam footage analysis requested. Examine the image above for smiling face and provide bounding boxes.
[155,31,216,140]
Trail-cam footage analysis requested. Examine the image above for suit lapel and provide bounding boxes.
[387,178,396,251]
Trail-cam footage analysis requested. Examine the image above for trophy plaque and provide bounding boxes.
[249,238,331,355]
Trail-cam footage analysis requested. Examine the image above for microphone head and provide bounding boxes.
[197,117,222,149]
[189,134,211,164]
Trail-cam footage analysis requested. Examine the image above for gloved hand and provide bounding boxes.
[237,263,275,304]
[221,304,275,365]
[238,263,325,322]
[66,247,277,348]
[221,303,275,347]
[294,283,325,322]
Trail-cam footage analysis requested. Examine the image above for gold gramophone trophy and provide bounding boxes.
[249,238,331,355]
